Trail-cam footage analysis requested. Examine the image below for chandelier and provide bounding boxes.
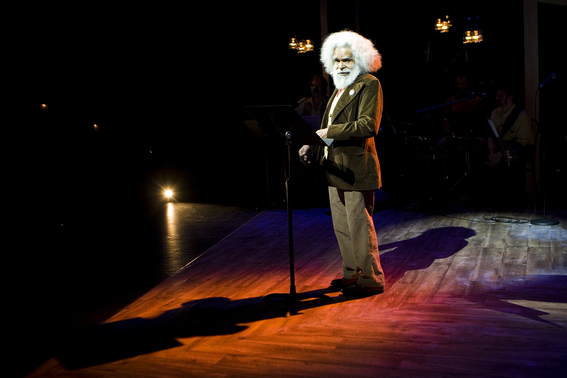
[289,38,314,53]
[434,15,452,33]
[463,17,483,44]
[463,30,483,43]
[434,15,483,44]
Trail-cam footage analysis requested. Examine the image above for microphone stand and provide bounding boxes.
[530,75,559,226]
[245,105,331,316]
[443,45,468,74]
[415,93,483,114]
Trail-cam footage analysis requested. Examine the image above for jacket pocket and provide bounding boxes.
[332,148,367,182]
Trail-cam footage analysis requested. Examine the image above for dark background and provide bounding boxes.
[10,1,564,211]
[6,1,566,376]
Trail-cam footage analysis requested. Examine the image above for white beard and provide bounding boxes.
[331,64,361,90]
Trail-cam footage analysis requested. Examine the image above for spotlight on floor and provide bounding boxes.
[164,189,174,201]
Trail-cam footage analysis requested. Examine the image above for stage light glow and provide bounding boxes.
[164,189,173,199]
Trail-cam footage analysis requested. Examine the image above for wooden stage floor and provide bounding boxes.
[26,201,567,377]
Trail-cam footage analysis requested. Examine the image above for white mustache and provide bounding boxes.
[332,65,360,89]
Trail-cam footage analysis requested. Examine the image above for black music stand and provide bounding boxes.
[245,105,329,316]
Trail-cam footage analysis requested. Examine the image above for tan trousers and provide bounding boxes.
[329,187,385,288]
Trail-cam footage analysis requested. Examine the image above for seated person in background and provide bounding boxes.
[295,75,329,116]
[485,83,534,201]
[488,84,533,166]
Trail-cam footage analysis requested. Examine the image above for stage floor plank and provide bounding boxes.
[27,205,567,377]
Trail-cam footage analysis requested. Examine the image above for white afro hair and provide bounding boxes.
[320,30,382,74]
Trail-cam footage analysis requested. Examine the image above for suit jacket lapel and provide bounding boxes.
[329,75,366,124]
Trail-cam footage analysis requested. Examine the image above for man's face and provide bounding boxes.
[334,46,356,75]
[332,46,359,89]
[456,76,468,93]
[496,89,511,108]
[310,77,322,95]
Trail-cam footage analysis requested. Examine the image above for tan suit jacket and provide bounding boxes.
[319,73,383,190]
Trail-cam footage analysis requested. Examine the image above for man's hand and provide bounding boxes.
[489,152,503,167]
[298,145,312,166]
[316,128,328,139]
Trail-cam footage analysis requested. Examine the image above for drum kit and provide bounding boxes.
[379,95,490,203]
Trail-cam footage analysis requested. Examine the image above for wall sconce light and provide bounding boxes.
[435,15,452,33]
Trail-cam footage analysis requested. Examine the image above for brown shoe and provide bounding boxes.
[330,277,358,289]
[341,284,384,297]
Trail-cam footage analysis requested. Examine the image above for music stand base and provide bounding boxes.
[530,218,559,226]
[262,291,331,317]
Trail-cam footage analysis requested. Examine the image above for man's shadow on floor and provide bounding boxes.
[378,226,567,328]
[55,226,478,370]
[55,288,349,370]
[379,226,476,286]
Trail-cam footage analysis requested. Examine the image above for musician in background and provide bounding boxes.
[486,83,534,201]
[295,75,329,116]
[443,74,484,137]
[488,84,533,166]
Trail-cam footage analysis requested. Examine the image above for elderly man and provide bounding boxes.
[299,30,385,297]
